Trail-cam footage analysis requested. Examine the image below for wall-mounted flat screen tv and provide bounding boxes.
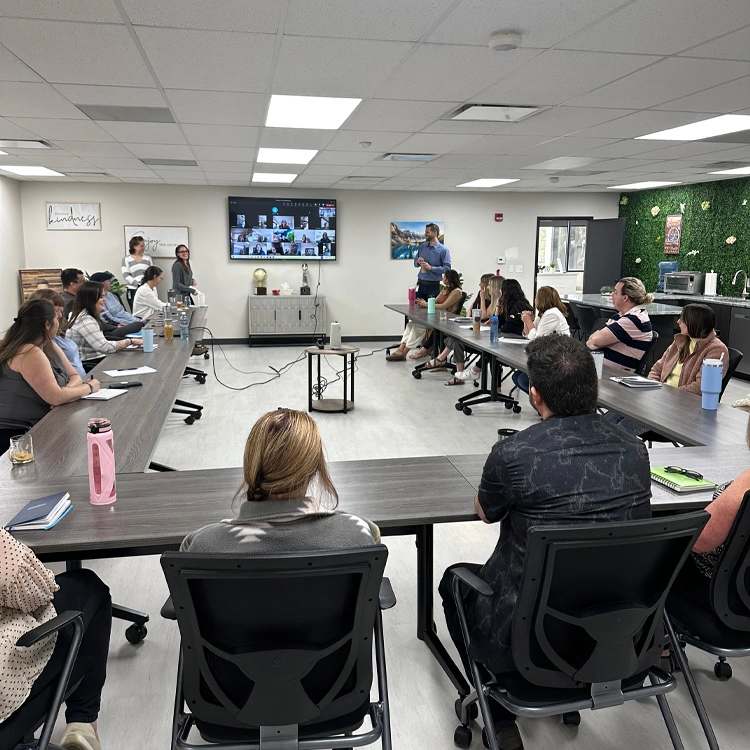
[229,197,337,261]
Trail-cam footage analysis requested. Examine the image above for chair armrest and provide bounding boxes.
[379,577,396,610]
[160,597,176,620]
[16,610,83,648]
[451,567,493,596]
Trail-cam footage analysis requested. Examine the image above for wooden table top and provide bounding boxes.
[2,456,478,562]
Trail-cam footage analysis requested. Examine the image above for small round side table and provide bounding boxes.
[306,345,359,414]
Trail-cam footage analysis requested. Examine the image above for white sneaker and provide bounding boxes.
[61,723,102,750]
[454,369,474,381]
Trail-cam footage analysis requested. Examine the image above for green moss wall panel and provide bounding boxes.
[619,176,750,295]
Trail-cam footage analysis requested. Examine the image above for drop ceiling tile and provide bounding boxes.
[350,165,409,177]
[418,153,494,169]
[71,175,122,182]
[427,0,630,48]
[18,154,97,169]
[135,28,276,92]
[121,0,283,33]
[53,84,165,107]
[504,107,635,138]
[108,168,159,178]
[376,44,540,101]
[585,158,661,171]
[679,26,750,62]
[388,133,484,154]
[475,50,660,108]
[257,129,333,150]
[0,43,43,82]
[199,161,260,173]
[84,156,151,168]
[0,20,154,86]
[653,76,750,113]
[151,168,205,179]
[575,110,710,139]
[192,145,255,161]
[53,142,136,158]
[97,122,186,144]
[0,1,123,22]
[631,141,750,160]
[284,0,455,41]
[402,167,466,179]
[477,155,542,170]
[421,119,508,135]
[165,90,267,127]
[292,175,337,186]
[182,124,258,148]
[570,57,750,110]
[583,139,674,158]
[272,37,412,98]
[512,136,619,157]
[0,82,89,119]
[310,151,373,166]
[7,117,114,141]
[450,134,551,155]
[303,165,356,176]
[123,143,194,159]
[120,176,165,183]
[0,116,38,139]
[208,179,250,185]
[203,171,253,180]
[342,99,458,133]
[163,178,208,184]
[557,0,750,55]
[324,130,410,152]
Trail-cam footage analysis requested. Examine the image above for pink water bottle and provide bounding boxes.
[87,418,116,505]
[408,287,416,305]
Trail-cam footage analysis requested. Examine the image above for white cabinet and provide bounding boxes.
[248,295,326,343]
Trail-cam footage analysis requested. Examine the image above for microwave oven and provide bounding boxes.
[663,272,705,295]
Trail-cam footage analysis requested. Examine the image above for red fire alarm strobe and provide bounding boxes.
[495,213,503,222]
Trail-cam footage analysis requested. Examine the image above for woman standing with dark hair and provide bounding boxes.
[0,299,98,447]
[171,245,196,305]
[648,303,728,392]
[121,235,153,311]
[67,282,138,368]
[132,266,164,319]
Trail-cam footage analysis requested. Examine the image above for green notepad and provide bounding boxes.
[650,467,717,494]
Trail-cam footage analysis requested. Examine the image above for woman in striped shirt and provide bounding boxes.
[121,235,153,311]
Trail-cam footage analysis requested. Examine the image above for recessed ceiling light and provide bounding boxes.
[0,140,52,149]
[0,150,6,156]
[252,172,297,183]
[379,153,437,162]
[446,104,539,123]
[0,165,65,176]
[608,181,682,190]
[257,148,318,165]
[457,178,520,188]
[636,115,750,141]
[266,95,362,130]
[708,165,750,175]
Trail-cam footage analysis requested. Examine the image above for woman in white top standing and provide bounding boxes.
[132,267,164,319]
[512,286,570,394]
[121,235,153,311]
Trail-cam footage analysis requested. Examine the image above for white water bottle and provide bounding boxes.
[330,321,341,349]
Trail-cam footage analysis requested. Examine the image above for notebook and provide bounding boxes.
[610,376,663,388]
[650,467,717,494]
[5,492,72,531]
[83,388,127,401]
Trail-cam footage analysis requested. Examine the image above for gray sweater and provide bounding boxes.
[181,497,381,554]
[171,260,193,295]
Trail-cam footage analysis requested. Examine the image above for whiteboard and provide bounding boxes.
[124,226,189,257]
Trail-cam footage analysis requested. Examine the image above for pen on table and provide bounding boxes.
[117,367,138,371]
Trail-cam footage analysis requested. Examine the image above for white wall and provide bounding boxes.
[19,182,619,338]
[0,175,25,330]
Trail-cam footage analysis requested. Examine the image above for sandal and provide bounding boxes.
[444,377,464,386]
[426,357,447,368]
[409,349,430,359]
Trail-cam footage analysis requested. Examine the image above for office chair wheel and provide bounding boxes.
[513,405,522,414]
[195,374,207,384]
[714,660,732,679]
[412,370,422,379]
[562,711,581,726]
[462,406,472,416]
[193,410,202,420]
[454,698,478,722]
[184,415,195,425]
[455,402,464,411]
[504,401,513,409]
[204,352,210,360]
[454,725,472,748]
[125,623,148,644]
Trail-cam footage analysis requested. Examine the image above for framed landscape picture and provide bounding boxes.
[390,221,444,260]
[124,226,189,258]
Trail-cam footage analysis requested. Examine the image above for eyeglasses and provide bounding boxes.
[664,466,703,481]
[177,250,189,254]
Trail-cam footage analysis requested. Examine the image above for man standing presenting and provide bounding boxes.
[439,335,651,750]
[414,223,451,300]
[60,268,84,318]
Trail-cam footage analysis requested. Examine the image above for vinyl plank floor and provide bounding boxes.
[48,343,750,749]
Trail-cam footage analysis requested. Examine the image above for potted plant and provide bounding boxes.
[600,285,613,298]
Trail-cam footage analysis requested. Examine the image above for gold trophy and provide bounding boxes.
[253,267,268,296]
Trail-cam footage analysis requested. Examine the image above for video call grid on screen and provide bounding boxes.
[229,197,337,260]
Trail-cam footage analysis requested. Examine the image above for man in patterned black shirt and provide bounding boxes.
[439,335,651,750]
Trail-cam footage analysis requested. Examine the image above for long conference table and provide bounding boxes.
[0,302,748,698]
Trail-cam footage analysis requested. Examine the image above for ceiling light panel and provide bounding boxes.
[0,140,51,149]
[636,115,750,141]
[257,147,318,164]
[457,178,520,187]
[708,165,750,175]
[265,95,362,130]
[608,181,682,189]
[252,172,297,183]
[0,165,65,176]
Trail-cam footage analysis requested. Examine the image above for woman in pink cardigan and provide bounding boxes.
[648,303,728,393]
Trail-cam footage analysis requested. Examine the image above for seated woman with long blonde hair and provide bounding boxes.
[182,409,380,552]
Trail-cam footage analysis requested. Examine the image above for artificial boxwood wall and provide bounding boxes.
[619,176,750,295]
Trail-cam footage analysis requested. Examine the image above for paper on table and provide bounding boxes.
[102,366,157,376]
[497,337,529,344]
[83,388,128,400]
[122,343,157,350]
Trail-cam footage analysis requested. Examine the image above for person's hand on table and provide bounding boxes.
[87,378,101,393]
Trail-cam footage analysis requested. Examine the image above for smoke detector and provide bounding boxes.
[489,31,521,52]
[359,141,372,148]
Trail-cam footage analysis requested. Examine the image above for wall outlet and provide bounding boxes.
[496,256,505,264]
[516,264,523,273]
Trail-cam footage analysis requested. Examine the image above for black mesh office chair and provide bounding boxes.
[567,301,607,341]
[0,611,83,750]
[160,548,394,750]
[449,512,709,750]
[720,347,743,398]
[634,331,660,376]
[666,492,750,750]
[563,302,582,340]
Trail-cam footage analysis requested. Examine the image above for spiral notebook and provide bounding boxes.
[650,467,717,494]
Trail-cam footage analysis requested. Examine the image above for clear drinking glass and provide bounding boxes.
[439,309,448,322]
[9,434,34,464]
